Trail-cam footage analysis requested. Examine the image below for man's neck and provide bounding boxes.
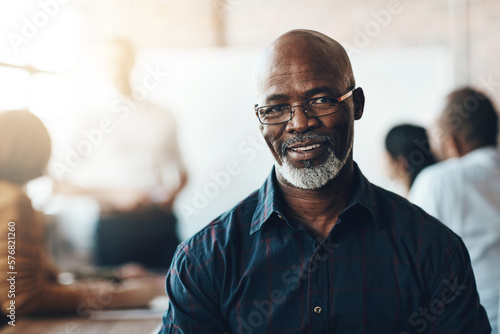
[277,160,356,241]
[458,143,497,158]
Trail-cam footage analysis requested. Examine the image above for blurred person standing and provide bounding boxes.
[0,110,164,319]
[410,87,500,332]
[58,39,187,271]
[384,124,436,195]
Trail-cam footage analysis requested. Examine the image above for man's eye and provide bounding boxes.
[312,97,337,105]
[262,105,287,114]
[270,105,288,113]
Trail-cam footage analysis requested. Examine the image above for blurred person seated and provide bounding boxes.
[409,87,500,332]
[384,123,436,195]
[0,110,164,319]
[56,38,187,271]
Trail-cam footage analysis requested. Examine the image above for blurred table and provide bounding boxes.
[0,309,164,334]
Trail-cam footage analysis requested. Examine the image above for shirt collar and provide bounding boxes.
[463,145,498,158]
[340,163,382,229]
[250,167,286,235]
[250,163,382,235]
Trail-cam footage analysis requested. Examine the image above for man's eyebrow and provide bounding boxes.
[304,86,335,97]
[265,94,289,104]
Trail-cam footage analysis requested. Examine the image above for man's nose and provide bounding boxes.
[286,105,319,133]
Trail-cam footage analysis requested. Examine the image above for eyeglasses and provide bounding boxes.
[254,88,355,125]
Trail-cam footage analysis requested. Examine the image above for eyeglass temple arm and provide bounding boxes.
[337,88,354,102]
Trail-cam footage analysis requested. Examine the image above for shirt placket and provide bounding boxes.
[307,241,330,333]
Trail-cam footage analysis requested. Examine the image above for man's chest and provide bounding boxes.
[220,230,427,334]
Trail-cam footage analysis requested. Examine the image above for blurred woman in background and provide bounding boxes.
[384,123,437,195]
[0,110,163,318]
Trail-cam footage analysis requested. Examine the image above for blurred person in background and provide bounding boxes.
[410,87,500,332]
[384,123,436,195]
[57,38,187,271]
[0,110,164,319]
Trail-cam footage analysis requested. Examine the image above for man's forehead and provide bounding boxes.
[259,70,345,99]
[255,55,349,100]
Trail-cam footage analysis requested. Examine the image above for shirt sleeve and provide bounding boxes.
[408,169,442,220]
[424,239,491,333]
[159,245,227,334]
[410,166,467,242]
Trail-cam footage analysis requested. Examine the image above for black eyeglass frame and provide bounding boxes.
[254,88,355,125]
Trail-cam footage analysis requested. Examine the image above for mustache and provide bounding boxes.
[280,133,334,156]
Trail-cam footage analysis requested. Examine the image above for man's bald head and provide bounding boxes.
[253,29,355,97]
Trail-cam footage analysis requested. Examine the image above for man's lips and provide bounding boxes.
[287,142,323,152]
[286,141,325,151]
[285,141,327,160]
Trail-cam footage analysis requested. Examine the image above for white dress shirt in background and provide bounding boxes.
[409,146,500,333]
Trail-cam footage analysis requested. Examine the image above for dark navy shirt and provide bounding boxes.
[160,164,491,333]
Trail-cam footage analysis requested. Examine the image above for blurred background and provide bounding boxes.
[0,0,498,269]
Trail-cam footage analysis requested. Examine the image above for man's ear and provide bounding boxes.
[353,87,365,120]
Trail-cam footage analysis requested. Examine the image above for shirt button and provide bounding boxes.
[313,306,322,314]
[314,253,322,261]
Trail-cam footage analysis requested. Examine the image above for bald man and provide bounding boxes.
[409,88,500,332]
[159,30,490,333]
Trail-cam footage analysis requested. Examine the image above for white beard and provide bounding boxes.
[275,133,353,190]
